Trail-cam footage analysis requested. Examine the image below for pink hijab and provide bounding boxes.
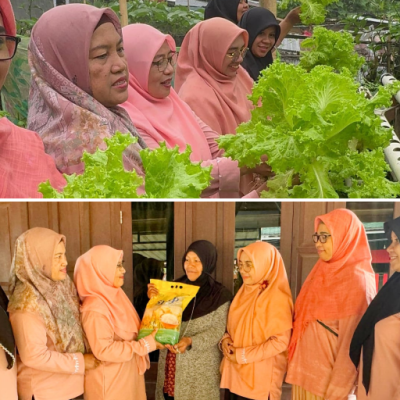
[27,4,147,176]
[175,18,253,135]
[0,0,66,198]
[121,24,212,162]
[74,245,149,374]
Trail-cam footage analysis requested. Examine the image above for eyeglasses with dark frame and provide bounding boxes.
[151,52,178,73]
[312,234,332,244]
[238,261,253,273]
[226,47,248,63]
[0,35,21,61]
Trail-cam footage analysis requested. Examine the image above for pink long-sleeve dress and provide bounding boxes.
[9,311,85,400]
[82,310,157,400]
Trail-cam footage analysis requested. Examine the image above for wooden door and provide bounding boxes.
[0,202,133,299]
[174,202,236,291]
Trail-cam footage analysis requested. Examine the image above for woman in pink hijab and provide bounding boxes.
[27,4,146,177]
[121,23,261,198]
[74,245,164,400]
[175,17,253,137]
[0,0,65,198]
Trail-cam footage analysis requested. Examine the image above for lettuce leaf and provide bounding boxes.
[39,132,212,198]
[281,0,338,24]
[300,27,365,77]
[217,61,400,198]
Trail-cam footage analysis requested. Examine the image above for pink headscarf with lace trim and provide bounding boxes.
[175,18,253,136]
[27,4,147,176]
[120,23,212,162]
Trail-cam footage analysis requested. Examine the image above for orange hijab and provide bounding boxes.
[227,241,293,389]
[288,208,376,361]
[175,18,253,135]
[74,245,149,373]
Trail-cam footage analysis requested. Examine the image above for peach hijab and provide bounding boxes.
[226,241,293,389]
[8,228,85,354]
[74,245,149,374]
[288,209,376,361]
[175,18,253,135]
[121,24,212,162]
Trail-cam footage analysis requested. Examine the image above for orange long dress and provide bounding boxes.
[356,313,400,400]
[286,316,360,400]
[82,311,156,400]
[9,311,85,400]
[221,329,291,400]
[0,347,17,400]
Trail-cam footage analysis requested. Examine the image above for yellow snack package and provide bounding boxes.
[138,279,199,345]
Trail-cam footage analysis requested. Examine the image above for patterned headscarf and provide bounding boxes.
[8,228,86,354]
[27,4,146,176]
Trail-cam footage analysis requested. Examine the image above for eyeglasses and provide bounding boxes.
[312,234,332,244]
[0,35,21,61]
[238,262,253,273]
[226,47,248,63]
[151,52,178,73]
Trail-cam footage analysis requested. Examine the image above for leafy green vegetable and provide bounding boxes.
[217,61,400,198]
[141,143,212,198]
[281,0,338,24]
[300,27,365,77]
[39,132,212,198]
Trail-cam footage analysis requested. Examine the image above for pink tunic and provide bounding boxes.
[286,316,360,400]
[220,330,291,400]
[82,311,157,400]
[356,313,400,400]
[0,347,17,400]
[9,311,84,400]
[0,118,65,198]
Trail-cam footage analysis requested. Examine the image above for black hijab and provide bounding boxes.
[176,240,232,321]
[349,216,400,393]
[239,8,280,81]
[204,0,241,24]
[0,286,15,369]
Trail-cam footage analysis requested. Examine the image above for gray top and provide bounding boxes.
[155,302,230,400]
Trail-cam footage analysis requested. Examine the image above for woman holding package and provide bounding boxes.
[74,245,164,400]
[148,240,232,400]
[286,209,376,400]
[220,241,293,400]
[27,4,146,177]
[0,0,65,198]
[8,227,99,400]
[0,285,17,399]
[350,216,400,400]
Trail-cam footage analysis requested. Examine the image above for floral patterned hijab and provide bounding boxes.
[27,4,146,176]
[8,228,85,354]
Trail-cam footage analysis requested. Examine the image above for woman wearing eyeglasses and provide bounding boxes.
[175,18,272,195]
[220,241,293,400]
[350,216,400,400]
[286,208,376,400]
[0,0,66,198]
[175,18,252,138]
[120,23,266,198]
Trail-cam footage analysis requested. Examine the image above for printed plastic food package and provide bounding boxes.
[138,279,199,345]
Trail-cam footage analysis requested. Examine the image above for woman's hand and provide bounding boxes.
[150,329,165,350]
[285,6,301,25]
[225,347,238,364]
[165,337,192,354]
[221,337,234,357]
[83,353,101,370]
[147,283,159,299]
